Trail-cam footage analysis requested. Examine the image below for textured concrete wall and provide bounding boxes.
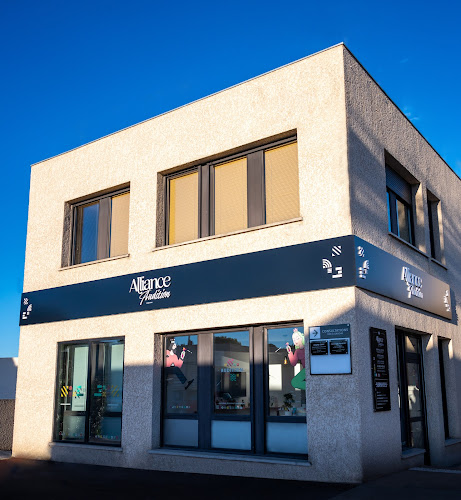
[22,44,350,294]
[344,46,461,477]
[0,400,15,450]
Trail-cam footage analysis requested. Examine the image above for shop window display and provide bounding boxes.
[54,339,124,446]
[162,324,307,457]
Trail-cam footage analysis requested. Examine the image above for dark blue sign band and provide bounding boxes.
[20,235,452,325]
[20,236,355,325]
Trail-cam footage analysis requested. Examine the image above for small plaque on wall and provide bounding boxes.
[370,328,391,411]
[309,324,351,374]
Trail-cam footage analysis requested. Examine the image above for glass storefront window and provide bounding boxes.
[213,331,250,415]
[162,324,307,457]
[267,327,306,417]
[55,339,124,446]
[164,335,198,415]
[396,332,428,454]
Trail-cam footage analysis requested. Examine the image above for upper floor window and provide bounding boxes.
[71,188,130,265]
[427,190,443,261]
[165,138,299,245]
[386,165,414,245]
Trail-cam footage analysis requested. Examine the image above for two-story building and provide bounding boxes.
[14,43,461,483]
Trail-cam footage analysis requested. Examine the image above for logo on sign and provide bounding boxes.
[129,275,172,305]
[401,267,423,299]
[443,290,451,312]
[22,298,32,321]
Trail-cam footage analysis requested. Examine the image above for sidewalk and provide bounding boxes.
[0,458,351,500]
[332,467,461,499]
[0,457,460,499]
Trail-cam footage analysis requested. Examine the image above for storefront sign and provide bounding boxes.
[19,235,452,325]
[20,236,355,325]
[309,324,351,375]
[370,328,391,412]
[355,238,452,320]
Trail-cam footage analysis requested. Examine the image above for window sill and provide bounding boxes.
[401,448,426,460]
[154,217,303,251]
[431,258,448,270]
[148,448,310,466]
[59,254,130,271]
[49,442,123,452]
[388,232,428,259]
[445,438,461,448]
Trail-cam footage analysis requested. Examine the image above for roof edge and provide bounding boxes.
[32,43,345,167]
[341,43,460,182]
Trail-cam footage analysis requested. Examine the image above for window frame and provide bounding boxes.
[395,332,429,456]
[69,186,130,266]
[438,338,450,439]
[427,190,443,262]
[164,136,298,246]
[387,188,415,245]
[161,322,307,459]
[53,337,125,447]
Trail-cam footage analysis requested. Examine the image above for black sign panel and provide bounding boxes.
[370,328,391,412]
[310,341,328,355]
[20,236,355,325]
[329,339,348,355]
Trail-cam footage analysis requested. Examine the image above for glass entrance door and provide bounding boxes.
[396,332,429,463]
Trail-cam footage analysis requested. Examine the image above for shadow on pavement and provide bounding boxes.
[0,458,352,500]
[2,458,461,499]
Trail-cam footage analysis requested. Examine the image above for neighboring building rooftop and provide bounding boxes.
[0,358,18,400]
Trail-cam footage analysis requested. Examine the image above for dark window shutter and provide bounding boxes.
[386,165,412,204]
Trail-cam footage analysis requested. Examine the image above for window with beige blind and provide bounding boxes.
[71,188,130,265]
[165,137,299,245]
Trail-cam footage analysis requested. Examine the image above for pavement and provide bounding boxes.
[0,456,460,499]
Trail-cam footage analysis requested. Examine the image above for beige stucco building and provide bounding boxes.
[14,44,461,483]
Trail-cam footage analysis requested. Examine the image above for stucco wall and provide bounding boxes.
[344,46,461,475]
[22,44,350,294]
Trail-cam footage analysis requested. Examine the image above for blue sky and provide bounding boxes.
[1,1,460,357]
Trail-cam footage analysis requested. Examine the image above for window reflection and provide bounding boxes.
[267,327,306,416]
[89,341,124,444]
[77,202,99,264]
[214,331,250,415]
[55,340,124,446]
[164,335,197,415]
